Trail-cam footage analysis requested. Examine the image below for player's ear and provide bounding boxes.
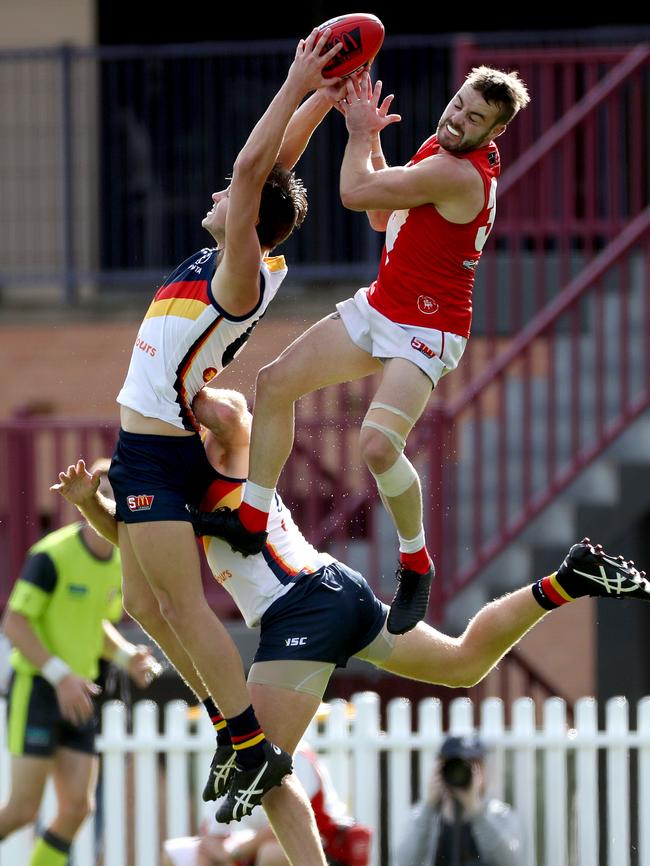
[492,123,507,139]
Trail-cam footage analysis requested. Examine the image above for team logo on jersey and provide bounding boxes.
[417,295,439,315]
[488,151,499,166]
[127,494,155,512]
[462,258,479,271]
[411,337,436,359]
[203,367,217,383]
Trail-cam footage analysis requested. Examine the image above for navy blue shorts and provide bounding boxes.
[255,562,388,668]
[7,673,98,757]
[108,429,218,524]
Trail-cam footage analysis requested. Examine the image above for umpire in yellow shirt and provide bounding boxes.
[0,459,159,866]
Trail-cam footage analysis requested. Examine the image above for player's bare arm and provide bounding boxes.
[343,154,485,216]
[277,66,370,170]
[2,608,100,725]
[212,29,342,316]
[356,77,398,231]
[340,75,485,217]
[101,620,162,688]
[50,459,119,545]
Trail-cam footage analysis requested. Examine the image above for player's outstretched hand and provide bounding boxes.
[320,66,369,114]
[288,27,342,94]
[50,459,100,506]
[340,70,401,135]
[127,646,164,689]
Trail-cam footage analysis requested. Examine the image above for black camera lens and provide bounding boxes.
[441,757,473,788]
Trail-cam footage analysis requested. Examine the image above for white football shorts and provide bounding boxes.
[337,287,467,386]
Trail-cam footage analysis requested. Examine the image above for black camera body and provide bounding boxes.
[441,756,473,789]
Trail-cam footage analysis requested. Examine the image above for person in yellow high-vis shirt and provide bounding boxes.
[0,460,159,866]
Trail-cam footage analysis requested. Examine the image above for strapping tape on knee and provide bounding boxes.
[361,419,406,453]
[370,452,418,497]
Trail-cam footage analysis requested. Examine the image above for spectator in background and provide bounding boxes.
[163,739,371,866]
[395,735,523,866]
[0,459,158,866]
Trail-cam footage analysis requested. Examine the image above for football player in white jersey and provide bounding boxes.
[81,29,353,863]
[54,387,650,825]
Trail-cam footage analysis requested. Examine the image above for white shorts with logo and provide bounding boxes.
[336,288,467,387]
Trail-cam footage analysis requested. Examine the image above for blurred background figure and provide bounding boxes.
[163,738,372,866]
[395,734,522,866]
[0,459,159,866]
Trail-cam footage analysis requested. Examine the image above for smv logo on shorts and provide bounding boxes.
[127,494,155,512]
[285,637,307,647]
[411,337,436,359]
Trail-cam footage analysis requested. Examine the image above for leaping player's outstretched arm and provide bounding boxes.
[50,459,119,545]
[212,30,342,316]
[339,71,477,213]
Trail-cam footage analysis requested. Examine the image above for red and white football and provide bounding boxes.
[318,13,385,79]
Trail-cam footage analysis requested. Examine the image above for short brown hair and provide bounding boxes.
[465,66,530,125]
[256,164,308,250]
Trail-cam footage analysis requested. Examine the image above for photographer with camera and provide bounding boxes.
[394,735,523,866]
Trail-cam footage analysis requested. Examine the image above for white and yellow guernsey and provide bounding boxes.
[117,247,288,432]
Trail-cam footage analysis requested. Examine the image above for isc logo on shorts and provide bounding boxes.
[285,637,307,647]
[127,494,155,511]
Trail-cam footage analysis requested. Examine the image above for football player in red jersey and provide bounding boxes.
[200,66,530,636]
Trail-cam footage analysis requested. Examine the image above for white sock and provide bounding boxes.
[242,481,275,513]
[398,528,426,553]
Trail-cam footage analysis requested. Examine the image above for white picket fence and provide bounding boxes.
[1,692,650,866]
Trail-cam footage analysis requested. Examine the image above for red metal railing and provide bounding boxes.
[425,209,650,613]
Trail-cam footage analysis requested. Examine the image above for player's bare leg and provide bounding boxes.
[251,313,381,488]
[117,524,209,699]
[124,521,249,718]
[379,586,546,687]
[0,755,51,837]
[48,747,99,841]
[360,357,432,539]
[126,521,292,810]
[193,313,381,556]
[378,540,650,684]
[359,357,435,635]
[246,684,326,866]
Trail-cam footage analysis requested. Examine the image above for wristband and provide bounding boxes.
[113,645,137,670]
[41,656,71,687]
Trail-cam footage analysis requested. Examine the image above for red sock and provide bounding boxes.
[239,501,269,533]
[400,547,432,574]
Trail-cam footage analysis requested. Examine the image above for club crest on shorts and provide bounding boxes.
[417,295,439,315]
[127,494,155,512]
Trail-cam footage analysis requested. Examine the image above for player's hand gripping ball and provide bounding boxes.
[318,13,384,78]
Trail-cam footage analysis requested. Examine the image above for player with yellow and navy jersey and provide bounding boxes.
[99,29,360,855]
[117,248,288,433]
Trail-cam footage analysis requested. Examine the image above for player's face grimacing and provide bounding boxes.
[436,83,507,153]
[201,185,231,241]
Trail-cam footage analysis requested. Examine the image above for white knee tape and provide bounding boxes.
[371,453,418,497]
[368,401,417,427]
[361,419,406,453]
